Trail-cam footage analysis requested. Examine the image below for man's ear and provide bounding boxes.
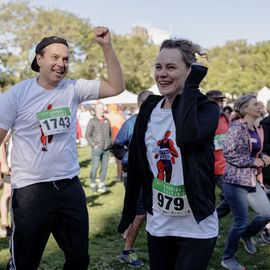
[36,54,42,67]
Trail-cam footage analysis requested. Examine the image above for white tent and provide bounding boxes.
[148,84,161,95]
[82,90,138,105]
[257,86,270,107]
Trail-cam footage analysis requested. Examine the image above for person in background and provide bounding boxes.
[106,104,125,181]
[110,90,153,267]
[118,38,220,270]
[0,133,12,238]
[85,102,112,193]
[254,101,266,127]
[205,90,232,220]
[76,117,83,144]
[205,90,230,198]
[222,105,233,121]
[0,26,124,269]
[77,105,92,147]
[221,94,270,270]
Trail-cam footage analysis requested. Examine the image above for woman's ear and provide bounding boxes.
[242,106,248,116]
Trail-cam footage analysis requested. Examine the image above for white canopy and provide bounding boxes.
[82,90,138,105]
[148,84,161,95]
[257,86,270,107]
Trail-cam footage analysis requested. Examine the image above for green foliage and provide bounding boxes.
[205,40,270,95]
[113,35,158,93]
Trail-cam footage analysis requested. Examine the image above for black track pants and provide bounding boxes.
[7,176,89,270]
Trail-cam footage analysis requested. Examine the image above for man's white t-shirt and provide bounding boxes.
[0,78,100,188]
[145,99,218,239]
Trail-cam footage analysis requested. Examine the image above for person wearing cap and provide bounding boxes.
[205,90,231,218]
[0,26,124,269]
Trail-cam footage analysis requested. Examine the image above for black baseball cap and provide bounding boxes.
[205,90,225,100]
[31,36,69,72]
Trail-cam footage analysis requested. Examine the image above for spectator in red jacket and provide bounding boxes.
[206,90,231,218]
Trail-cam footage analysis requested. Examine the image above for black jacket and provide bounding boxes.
[118,65,219,233]
[261,116,270,184]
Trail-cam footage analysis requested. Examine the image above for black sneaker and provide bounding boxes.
[6,226,12,237]
[241,236,256,254]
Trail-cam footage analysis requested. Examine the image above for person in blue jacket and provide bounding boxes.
[112,90,153,267]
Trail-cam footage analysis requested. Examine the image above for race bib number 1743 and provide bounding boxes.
[37,107,71,136]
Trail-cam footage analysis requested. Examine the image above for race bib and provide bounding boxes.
[214,133,226,150]
[152,178,192,216]
[37,107,71,136]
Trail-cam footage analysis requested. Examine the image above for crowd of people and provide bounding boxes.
[1,26,270,270]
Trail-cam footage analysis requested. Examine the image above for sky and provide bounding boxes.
[1,0,270,49]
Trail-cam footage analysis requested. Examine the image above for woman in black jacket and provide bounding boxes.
[118,39,220,270]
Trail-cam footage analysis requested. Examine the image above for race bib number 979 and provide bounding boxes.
[37,107,71,136]
[152,178,192,216]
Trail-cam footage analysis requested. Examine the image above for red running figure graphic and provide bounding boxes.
[40,104,54,151]
[154,130,179,183]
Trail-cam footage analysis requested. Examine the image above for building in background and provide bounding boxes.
[131,25,170,45]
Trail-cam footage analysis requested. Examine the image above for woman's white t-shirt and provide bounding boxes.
[145,99,218,238]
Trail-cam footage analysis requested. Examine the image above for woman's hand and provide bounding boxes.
[254,158,265,167]
[262,154,270,167]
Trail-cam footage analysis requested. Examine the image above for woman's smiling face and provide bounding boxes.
[154,48,190,100]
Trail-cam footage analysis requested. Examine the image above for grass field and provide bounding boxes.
[0,146,270,269]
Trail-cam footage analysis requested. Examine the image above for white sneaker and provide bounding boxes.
[90,183,97,193]
[97,183,106,193]
[0,226,7,238]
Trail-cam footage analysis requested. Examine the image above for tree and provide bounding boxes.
[0,1,158,93]
[0,1,95,85]
[113,35,158,93]
[1,1,270,95]
[204,40,270,95]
